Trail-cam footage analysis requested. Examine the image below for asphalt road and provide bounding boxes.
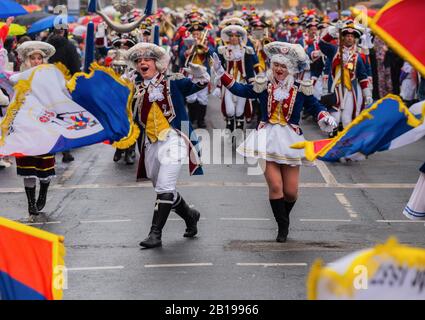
[0,95,424,300]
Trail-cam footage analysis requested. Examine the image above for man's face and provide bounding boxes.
[29,53,43,67]
[192,30,202,41]
[343,34,355,47]
[308,26,318,37]
[136,57,157,80]
[272,62,289,82]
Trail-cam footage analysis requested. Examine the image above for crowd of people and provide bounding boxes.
[0,3,424,246]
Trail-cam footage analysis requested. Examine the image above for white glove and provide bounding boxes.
[0,90,9,106]
[183,63,210,84]
[311,50,321,60]
[212,52,225,77]
[327,25,339,39]
[318,113,338,133]
[362,87,373,106]
[122,68,137,82]
[212,87,221,98]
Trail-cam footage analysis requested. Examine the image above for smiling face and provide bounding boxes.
[272,61,289,82]
[29,52,44,67]
[136,57,157,80]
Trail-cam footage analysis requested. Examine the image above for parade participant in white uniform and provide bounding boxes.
[217,25,256,133]
[319,22,372,135]
[212,42,337,242]
[126,43,209,248]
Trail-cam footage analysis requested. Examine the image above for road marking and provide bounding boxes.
[0,182,416,193]
[67,266,125,271]
[299,218,352,222]
[168,218,207,221]
[144,263,213,268]
[316,160,339,186]
[220,218,271,221]
[24,221,62,225]
[335,193,358,218]
[236,263,308,267]
[79,219,132,224]
[376,220,425,224]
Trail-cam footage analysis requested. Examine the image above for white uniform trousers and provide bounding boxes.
[224,88,246,118]
[144,129,188,198]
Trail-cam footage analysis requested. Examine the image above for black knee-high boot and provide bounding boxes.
[197,104,207,128]
[187,103,198,125]
[139,193,174,248]
[172,193,200,238]
[269,198,289,242]
[25,187,39,216]
[226,117,235,132]
[235,116,244,130]
[36,181,50,211]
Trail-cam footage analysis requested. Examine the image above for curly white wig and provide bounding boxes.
[126,43,170,73]
[264,41,310,74]
[221,25,248,45]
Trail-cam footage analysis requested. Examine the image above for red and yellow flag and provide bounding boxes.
[369,0,425,77]
[0,217,65,300]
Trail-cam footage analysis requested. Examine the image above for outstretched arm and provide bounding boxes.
[212,52,258,99]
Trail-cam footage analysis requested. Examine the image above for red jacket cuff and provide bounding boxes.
[221,72,235,88]
[359,79,369,89]
[322,33,334,43]
[318,111,329,121]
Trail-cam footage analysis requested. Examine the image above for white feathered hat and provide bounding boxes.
[264,41,310,74]
[16,41,56,61]
[126,43,170,73]
[221,25,248,45]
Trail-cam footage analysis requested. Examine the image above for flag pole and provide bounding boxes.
[338,0,345,132]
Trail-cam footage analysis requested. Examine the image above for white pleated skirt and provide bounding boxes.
[236,123,314,166]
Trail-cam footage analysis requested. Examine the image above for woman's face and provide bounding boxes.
[229,33,240,45]
[272,62,289,82]
[29,53,43,67]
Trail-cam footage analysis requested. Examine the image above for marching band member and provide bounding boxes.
[126,43,208,248]
[10,41,57,218]
[217,25,256,134]
[179,20,215,128]
[106,33,139,165]
[212,42,337,242]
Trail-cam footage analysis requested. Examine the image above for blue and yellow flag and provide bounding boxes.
[0,63,139,156]
[292,95,425,162]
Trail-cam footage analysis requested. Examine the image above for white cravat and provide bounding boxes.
[144,73,165,102]
[273,75,294,102]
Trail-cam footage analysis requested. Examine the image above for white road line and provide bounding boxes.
[299,218,352,222]
[0,182,416,193]
[168,218,207,221]
[376,220,425,224]
[316,160,339,186]
[144,263,213,268]
[79,219,132,224]
[67,266,125,271]
[24,221,62,225]
[335,193,359,218]
[220,218,271,221]
[236,263,308,267]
